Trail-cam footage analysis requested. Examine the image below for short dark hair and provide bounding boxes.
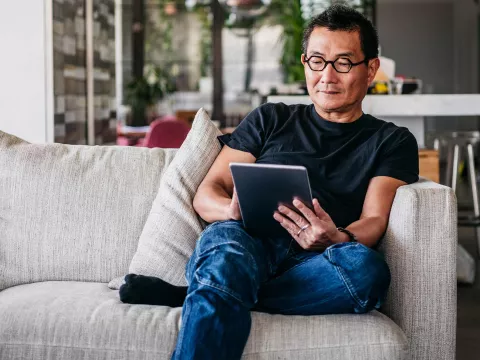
[302,5,379,60]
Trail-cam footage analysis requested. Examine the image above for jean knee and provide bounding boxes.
[195,220,260,259]
[325,242,391,313]
[188,221,265,306]
[187,221,245,278]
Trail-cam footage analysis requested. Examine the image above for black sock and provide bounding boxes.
[119,274,187,307]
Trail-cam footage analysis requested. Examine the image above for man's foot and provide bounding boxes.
[119,274,187,307]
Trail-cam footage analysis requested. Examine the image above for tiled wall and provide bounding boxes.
[92,0,116,144]
[53,0,87,144]
[52,0,116,145]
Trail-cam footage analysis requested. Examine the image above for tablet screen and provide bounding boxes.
[230,163,313,238]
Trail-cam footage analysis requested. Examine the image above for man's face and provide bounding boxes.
[301,27,379,116]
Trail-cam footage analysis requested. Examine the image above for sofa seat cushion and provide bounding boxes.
[0,282,407,360]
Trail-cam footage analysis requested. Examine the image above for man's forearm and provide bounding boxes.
[343,216,388,248]
[193,182,232,223]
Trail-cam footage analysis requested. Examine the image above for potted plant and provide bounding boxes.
[124,65,175,127]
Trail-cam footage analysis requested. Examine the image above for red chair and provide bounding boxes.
[141,117,191,148]
[116,136,130,146]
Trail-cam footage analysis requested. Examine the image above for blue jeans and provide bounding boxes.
[171,220,390,360]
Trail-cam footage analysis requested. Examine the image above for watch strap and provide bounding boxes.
[336,227,358,242]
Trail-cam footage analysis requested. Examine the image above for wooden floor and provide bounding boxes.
[457,226,480,360]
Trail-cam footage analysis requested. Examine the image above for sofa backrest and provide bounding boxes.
[0,130,176,291]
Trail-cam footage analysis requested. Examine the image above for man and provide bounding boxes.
[120,4,419,359]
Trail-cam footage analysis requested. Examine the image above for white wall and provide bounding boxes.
[377,0,480,133]
[453,0,479,94]
[0,0,53,143]
[377,0,454,94]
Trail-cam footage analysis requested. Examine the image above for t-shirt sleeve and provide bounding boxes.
[217,104,272,159]
[373,129,419,184]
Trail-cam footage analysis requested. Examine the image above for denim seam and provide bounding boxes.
[195,274,245,304]
[326,248,367,309]
[172,292,193,357]
[194,241,258,272]
[193,240,259,304]
[196,240,251,257]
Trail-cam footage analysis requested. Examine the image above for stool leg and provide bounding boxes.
[467,143,480,258]
[452,144,460,192]
[446,144,454,187]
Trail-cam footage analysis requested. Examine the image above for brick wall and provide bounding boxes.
[52,0,116,145]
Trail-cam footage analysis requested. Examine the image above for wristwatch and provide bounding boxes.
[336,227,358,243]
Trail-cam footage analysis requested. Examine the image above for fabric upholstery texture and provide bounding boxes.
[0,282,407,360]
[0,130,176,291]
[120,108,222,287]
[0,119,457,359]
[378,178,457,360]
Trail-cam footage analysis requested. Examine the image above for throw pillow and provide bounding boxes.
[108,108,222,288]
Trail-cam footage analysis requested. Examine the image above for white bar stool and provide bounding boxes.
[434,131,479,284]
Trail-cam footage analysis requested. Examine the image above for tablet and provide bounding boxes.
[229,162,313,238]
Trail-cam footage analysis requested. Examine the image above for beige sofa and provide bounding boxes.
[0,109,456,360]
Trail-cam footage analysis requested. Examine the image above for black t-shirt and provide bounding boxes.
[218,102,419,228]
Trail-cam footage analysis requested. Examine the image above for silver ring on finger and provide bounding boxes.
[296,224,311,236]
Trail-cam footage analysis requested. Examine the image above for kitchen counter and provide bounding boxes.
[268,94,480,116]
[267,94,480,148]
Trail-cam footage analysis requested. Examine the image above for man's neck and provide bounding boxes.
[313,105,363,124]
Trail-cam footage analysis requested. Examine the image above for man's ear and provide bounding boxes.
[367,58,380,84]
[301,54,306,65]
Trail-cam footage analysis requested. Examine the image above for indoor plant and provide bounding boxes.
[124,65,175,127]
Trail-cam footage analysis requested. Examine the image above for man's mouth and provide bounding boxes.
[320,90,341,95]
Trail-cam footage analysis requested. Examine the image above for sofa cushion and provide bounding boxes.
[0,130,176,291]
[112,108,222,288]
[0,282,407,360]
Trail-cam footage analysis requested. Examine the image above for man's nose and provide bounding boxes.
[320,63,339,83]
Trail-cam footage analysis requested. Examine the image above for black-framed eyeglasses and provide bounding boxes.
[303,55,369,73]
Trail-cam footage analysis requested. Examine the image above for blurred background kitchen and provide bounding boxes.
[0,0,479,358]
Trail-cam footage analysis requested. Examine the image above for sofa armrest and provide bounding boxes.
[378,178,457,360]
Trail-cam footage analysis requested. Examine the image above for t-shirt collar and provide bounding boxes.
[310,104,367,132]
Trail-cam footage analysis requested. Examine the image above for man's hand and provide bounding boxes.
[226,187,242,220]
[273,198,348,251]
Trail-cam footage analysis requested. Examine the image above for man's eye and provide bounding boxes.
[311,59,324,64]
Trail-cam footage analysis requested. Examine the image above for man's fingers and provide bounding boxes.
[277,205,309,228]
[293,198,320,224]
[274,211,299,234]
[273,212,309,248]
[273,211,297,231]
[313,198,329,219]
[232,189,238,203]
[227,187,242,220]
